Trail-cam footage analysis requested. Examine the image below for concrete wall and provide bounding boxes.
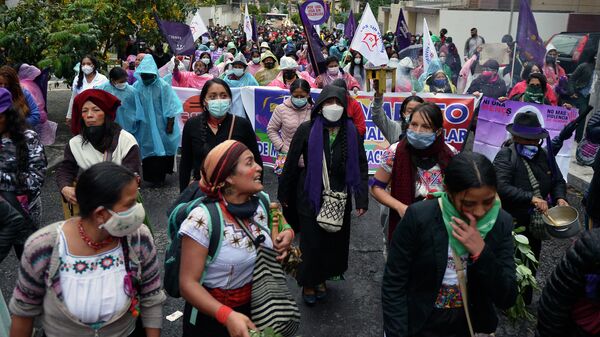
[193,5,242,27]
[439,9,569,59]
[531,0,600,14]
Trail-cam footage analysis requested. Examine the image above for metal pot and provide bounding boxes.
[542,205,581,239]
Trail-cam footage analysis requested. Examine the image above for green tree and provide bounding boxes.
[0,0,201,81]
[290,13,300,26]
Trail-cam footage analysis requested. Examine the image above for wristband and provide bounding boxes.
[369,177,388,189]
[470,252,481,262]
[283,227,295,241]
[216,305,233,325]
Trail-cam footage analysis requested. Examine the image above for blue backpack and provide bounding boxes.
[163,192,270,298]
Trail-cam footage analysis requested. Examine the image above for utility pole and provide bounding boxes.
[508,0,515,36]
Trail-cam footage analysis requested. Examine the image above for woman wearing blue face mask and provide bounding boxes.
[424,70,456,94]
[371,103,457,246]
[96,67,139,134]
[267,79,313,176]
[179,79,262,192]
[220,54,259,88]
[493,111,568,304]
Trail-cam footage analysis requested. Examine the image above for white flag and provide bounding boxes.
[422,18,439,75]
[190,11,208,41]
[349,3,388,67]
[244,4,253,42]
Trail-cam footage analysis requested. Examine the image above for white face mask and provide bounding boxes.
[232,68,245,77]
[327,67,339,76]
[99,203,146,237]
[114,82,127,90]
[201,58,211,65]
[82,65,94,75]
[322,104,344,122]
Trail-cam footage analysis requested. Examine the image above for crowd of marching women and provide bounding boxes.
[1,16,600,337]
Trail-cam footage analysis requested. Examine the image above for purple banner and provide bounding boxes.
[299,0,330,26]
[154,14,196,56]
[298,3,327,75]
[395,8,411,52]
[344,10,356,43]
[516,0,545,65]
[473,97,578,177]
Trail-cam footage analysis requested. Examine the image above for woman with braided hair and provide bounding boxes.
[179,140,294,337]
[278,84,369,306]
[178,79,262,192]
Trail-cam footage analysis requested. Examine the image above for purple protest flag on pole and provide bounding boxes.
[252,15,258,43]
[395,8,411,52]
[154,13,196,56]
[299,0,328,75]
[344,10,356,42]
[516,0,545,65]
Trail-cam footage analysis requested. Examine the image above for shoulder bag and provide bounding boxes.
[236,217,300,337]
[316,152,347,232]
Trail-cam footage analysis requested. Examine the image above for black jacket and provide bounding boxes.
[493,145,567,225]
[585,112,600,221]
[537,229,600,337]
[178,113,263,192]
[467,77,507,99]
[277,120,369,220]
[382,199,517,336]
[569,62,594,94]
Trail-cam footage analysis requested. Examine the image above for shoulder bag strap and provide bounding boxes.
[521,159,542,198]
[103,150,113,162]
[321,152,330,191]
[228,115,236,140]
[438,198,475,337]
[451,248,475,337]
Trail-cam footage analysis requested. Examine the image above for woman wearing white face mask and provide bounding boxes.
[179,79,262,192]
[10,162,165,337]
[96,67,139,134]
[65,55,109,125]
[314,56,361,90]
[220,53,259,88]
[371,103,457,247]
[343,52,366,90]
[278,85,369,306]
[171,58,214,90]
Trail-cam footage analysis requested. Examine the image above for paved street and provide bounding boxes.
[0,88,583,336]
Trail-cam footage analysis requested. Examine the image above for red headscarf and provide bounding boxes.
[71,89,121,135]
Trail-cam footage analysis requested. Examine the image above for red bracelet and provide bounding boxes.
[215,305,233,325]
[470,252,482,262]
[285,228,295,241]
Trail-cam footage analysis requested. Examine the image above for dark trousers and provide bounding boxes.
[573,94,591,142]
[142,156,174,183]
[416,308,469,337]
[523,227,542,305]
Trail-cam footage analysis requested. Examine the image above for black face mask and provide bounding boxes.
[84,125,105,148]
[226,197,259,219]
[283,71,296,80]
[264,62,275,69]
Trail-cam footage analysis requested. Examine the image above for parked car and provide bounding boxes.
[546,32,600,74]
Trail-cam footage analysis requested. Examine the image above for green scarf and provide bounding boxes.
[434,192,501,256]
[523,85,545,104]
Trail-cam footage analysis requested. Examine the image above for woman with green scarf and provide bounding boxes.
[382,152,517,337]
[509,72,550,104]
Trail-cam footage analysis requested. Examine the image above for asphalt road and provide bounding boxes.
[0,87,585,337]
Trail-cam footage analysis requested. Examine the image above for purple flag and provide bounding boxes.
[154,14,196,56]
[300,0,330,26]
[344,10,356,42]
[252,16,258,43]
[395,9,411,52]
[298,2,327,75]
[516,0,545,65]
